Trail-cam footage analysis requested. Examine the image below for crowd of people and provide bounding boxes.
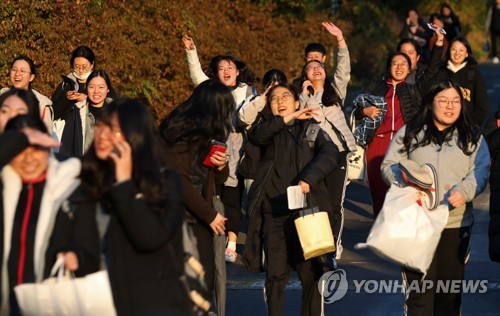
[0,2,499,316]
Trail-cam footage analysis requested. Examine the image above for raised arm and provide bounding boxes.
[322,21,351,100]
[182,35,210,87]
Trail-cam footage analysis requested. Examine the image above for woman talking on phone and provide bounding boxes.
[160,79,232,301]
[80,99,191,315]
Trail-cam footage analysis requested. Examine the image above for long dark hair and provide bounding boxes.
[5,114,47,134]
[400,80,481,156]
[81,98,169,211]
[301,60,343,108]
[0,88,40,117]
[206,55,256,86]
[160,79,235,169]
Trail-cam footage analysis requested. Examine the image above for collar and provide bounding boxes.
[21,171,47,185]
[447,60,468,73]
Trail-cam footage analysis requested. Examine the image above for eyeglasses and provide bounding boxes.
[435,98,461,108]
[10,68,31,76]
[73,64,91,72]
[306,65,323,71]
[218,66,236,73]
[391,62,409,68]
[270,93,293,105]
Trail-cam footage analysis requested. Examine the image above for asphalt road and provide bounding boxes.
[223,63,500,316]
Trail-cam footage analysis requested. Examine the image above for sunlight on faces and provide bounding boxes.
[73,57,93,76]
[10,131,49,180]
[217,60,239,87]
[94,114,122,160]
[305,61,326,82]
[390,55,410,83]
[432,87,462,131]
[87,76,109,107]
[269,86,299,117]
[306,52,326,63]
[10,60,34,90]
[449,41,468,66]
[399,43,420,70]
[0,95,29,133]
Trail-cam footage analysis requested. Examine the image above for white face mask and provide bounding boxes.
[73,70,92,81]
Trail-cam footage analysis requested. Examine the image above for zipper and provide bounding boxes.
[18,182,34,285]
[391,84,396,140]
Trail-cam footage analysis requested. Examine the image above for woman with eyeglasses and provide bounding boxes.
[0,114,100,314]
[381,80,489,315]
[355,27,445,217]
[181,35,257,265]
[52,46,95,118]
[1,56,54,132]
[242,82,338,315]
[299,22,355,261]
[55,70,115,158]
[433,36,489,127]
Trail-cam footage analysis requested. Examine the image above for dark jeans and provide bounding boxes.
[221,181,243,234]
[402,226,472,316]
[491,29,500,57]
[263,212,324,316]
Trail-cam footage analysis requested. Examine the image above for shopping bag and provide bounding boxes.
[356,185,449,274]
[294,207,336,260]
[14,256,116,316]
[347,110,366,181]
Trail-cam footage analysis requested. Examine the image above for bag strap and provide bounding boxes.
[50,256,65,278]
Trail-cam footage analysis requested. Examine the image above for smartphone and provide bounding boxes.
[307,86,315,96]
[427,23,447,35]
[112,146,121,158]
[202,140,227,168]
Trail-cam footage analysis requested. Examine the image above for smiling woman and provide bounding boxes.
[381,80,490,315]
[434,36,489,127]
[0,114,100,314]
[355,26,445,217]
[55,69,115,158]
[0,56,53,131]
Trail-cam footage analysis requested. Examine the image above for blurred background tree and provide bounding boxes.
[0,0,489,120]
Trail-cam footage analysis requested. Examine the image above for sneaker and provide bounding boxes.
[422,163,439,210]
[493,56,499,64]
[225,248,237,263]
[399,160,433,189]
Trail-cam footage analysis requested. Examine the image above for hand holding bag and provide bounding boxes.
[347,110,366,181]
[14,256,116,316]
[292,194,335,260]
[356,185,449,274]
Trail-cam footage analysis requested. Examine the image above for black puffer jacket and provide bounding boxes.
[434,57,489,127]
[242,117,339,272]
[355,45,443,127]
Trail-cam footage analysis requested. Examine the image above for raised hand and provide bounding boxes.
[23,128,60,148]
[182,35,195,50]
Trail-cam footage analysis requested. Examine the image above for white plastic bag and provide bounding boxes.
[14,256,116,316]
[356,185,449,274]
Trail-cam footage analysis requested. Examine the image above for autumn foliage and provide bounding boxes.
[0,0,488,121]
